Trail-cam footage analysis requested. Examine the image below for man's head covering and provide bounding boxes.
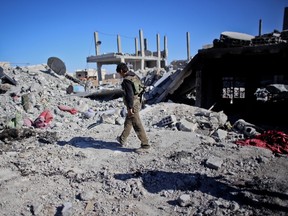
[116,63,128,73]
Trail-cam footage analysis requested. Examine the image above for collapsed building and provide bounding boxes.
[136,7,288,130]
[85,7,288,128]
[164,31,288,127]
[166,7,288,128]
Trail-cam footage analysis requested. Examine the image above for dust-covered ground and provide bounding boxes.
[0,64,287,216]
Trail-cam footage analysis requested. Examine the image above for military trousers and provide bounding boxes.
[120,98,149,147]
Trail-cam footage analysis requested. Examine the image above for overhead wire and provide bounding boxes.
[86,30,136,70]
[96,30,135,39]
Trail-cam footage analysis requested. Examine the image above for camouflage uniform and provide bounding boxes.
[118,71,149,148]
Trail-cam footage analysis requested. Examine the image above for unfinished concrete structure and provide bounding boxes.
[87,29,168,83]
[85,8,288,128]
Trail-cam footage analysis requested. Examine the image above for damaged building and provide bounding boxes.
[83,8,288,129]
[167,7,288,128]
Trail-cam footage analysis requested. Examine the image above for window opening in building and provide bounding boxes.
[222,77,245,103]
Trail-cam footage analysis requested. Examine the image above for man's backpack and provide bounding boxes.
[125,75,145,96]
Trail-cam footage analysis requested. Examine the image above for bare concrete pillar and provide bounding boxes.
[135,37,139,56]
[139,29,145,70]
[144,38,148,51]
[164,35,168,66]
[186,32,191,61]
[283,7,288,31]
[258,19,262,36]
[195,70,202,107]
[117,34,122,53]
[94,32,100,56]
[97,63,102,84]
[156,33,161,68]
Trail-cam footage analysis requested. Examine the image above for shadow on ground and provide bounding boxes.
[114,170,288,214]
[57,136,134,153]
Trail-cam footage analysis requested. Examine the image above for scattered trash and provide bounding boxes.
[82,108,95,119]
[58,105,78,115]
[232,119,263,138]
[23,110,53,129]
[66,84,85,94]
[47,57,66,76]
[236,130,288,154]
[87,122,101,129]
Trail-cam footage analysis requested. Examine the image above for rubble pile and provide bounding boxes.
[0,64,287,216]
[213,30,288,48]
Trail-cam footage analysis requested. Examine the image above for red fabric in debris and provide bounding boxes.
[39,110,53,123]
[33,110,53,128]
[236,130,288,154]
[58,105,78,114]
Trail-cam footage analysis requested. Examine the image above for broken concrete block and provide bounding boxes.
[82,109,95,119]
[159,115,176,126]
[233,119,261,138]
[0,83,12,93]
[0,67,17,85]
[206,156,223,170]
[178,118,198,132]
[21,93,32,112]
[177,194,191,207]
[100,113,115,124]
[211,129,228,141]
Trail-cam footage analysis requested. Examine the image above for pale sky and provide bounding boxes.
[1,0,287,73]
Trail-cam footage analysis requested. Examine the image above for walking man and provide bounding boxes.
[116,63,150,153]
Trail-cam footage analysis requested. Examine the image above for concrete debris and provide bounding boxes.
[158,115,177,127]
[214,29,288,48]
[205,156,224,170]
[0,67,17,86]
[178,118,198,132]
[177,194,191,207]
[0,64,287,216]
[255,84,288,102]
[233,119,262,138]
[211,129,228,142]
